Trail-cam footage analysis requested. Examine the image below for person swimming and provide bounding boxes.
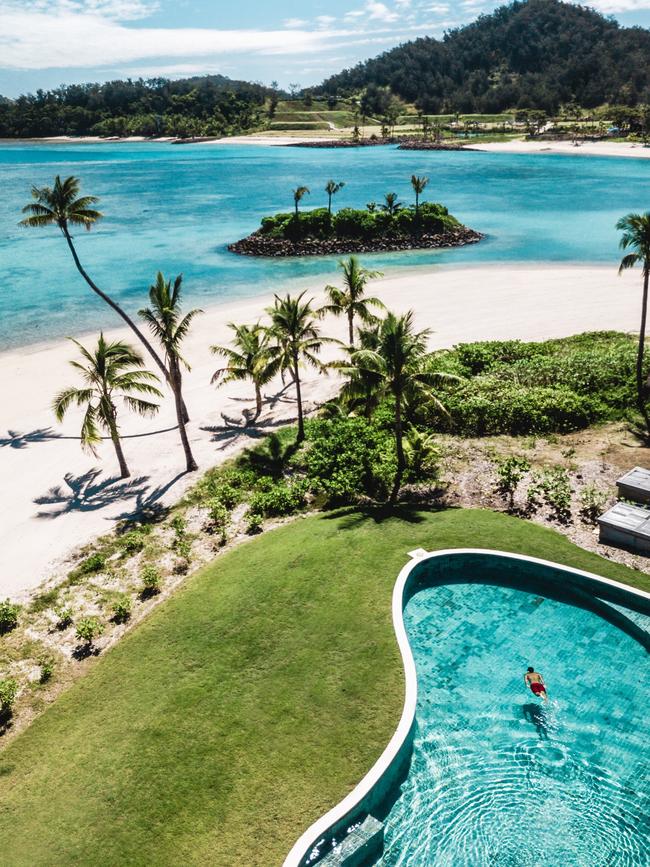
[524,666,548,702]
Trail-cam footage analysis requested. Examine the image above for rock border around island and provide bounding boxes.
[228,227,484,257]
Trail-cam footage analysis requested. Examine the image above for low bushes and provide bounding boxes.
[0,601,20,635]
[430,332,640,436]
[258,202,460,243]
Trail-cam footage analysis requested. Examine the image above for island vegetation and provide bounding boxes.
[229,175,482,256]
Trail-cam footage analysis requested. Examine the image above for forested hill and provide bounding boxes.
[317,0,650,113]
[0,75,273,138]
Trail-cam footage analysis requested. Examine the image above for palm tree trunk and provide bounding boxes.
[255,383,262,419]
[328,194,332,216]
[171,362,198,472]
[107,414,130,478]
[389,391,406,504]
[293,358,305,443]
[61,225,190,424]
[348,311,354,347]
[637,267,650,430]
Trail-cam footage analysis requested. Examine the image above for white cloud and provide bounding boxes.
[0,4,343,70]
[283,17,308,29]
[578,0,650,10]
[365,1,399,21]
[316,15,337,27]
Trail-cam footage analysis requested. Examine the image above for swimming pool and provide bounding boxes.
[285,551,649,867]
[381,579,649,866]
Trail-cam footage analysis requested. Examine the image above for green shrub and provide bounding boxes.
[538,466,573,523]
[170,515,186,538]
[207,500,230,543]
[304,417,396,503]
[579,483,608,524]
[112,595,132,624]
[75,616,104,645]
[38,656,55,684]
[443,382,602,436]
[0,678,18,713]
[118,528,150,556]
[246,513,263,535]
[53,605,73,630]
[248,480,308,518]
[495,456,530,508]
[75,552,107,576]
[175,538,192,562]
[452,340,539,376]
[141,566,162,595]
[0,601,20,635]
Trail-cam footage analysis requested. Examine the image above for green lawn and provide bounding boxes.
[0,508,647,865]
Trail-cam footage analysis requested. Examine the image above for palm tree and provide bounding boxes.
[382,192,402,215]
[325,180,345,215]
[53,335,162,479]
[20,176,170,387]
[210,322,279,419]
[322,256,385,347]
[331,323,384,418]
[410,174,429,221]
[618,212,650,429]
[266,292,331,442]
[292,185,310,219]
[349,311,456,503]
[139,272,201,472]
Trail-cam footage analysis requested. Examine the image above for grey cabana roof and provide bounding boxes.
[616,466,650,504]
[598,501,650,553]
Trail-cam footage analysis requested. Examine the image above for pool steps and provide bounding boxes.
[316,815,384,866]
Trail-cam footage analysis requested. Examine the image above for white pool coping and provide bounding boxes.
[283,547,650,867]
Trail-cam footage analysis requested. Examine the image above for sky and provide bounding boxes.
[2,0,650,98]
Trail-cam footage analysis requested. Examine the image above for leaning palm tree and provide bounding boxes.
[53,335,162,479]
[618,212,650,430]
[349,311,456,503]
[325,180,345,215]
[211,322,279,419]
[139,272,201,472]
[292,185,310,219]
[20,176,170,386]
[410,174,429,220]
[382,192,402,215]
[330,323,384,418]
[322,256,385,347]
[266,292,331,442]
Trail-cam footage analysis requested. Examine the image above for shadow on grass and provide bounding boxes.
[323,502,450,529]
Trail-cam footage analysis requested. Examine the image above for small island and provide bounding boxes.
[228,178,483,257]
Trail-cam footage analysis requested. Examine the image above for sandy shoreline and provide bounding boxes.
[5,134,650,158]
[0,262,641,600]
[467,139,650,159]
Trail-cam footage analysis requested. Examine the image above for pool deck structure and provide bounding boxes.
[284,548,650,867]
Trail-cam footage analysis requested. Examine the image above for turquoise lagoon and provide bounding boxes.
[380,580,649,866]
[1,141,650,349]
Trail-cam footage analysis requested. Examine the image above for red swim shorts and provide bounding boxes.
[531,682,545,696]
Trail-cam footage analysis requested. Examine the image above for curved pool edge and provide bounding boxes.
[282,548,650,867]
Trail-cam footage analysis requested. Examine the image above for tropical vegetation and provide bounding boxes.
[53,336,162,478]
[317,0,650,114]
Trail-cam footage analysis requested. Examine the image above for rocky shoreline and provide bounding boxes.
[228,227,484,257]
[284,137,469,150]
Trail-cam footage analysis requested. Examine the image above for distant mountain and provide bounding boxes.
[317,0,650,113]
[0,74,274,138]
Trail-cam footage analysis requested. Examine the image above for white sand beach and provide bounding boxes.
[467,139,650,159]
[0,263,641,600]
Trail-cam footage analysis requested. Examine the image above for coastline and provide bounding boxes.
[5,134,650,159]
[0,261,640,602]
[466,139,650,159]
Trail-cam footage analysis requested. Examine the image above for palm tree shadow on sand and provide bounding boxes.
[33,468,151,519]
[0,427,63,449]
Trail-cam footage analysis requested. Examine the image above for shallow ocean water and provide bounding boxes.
[1,141,650,349]
[380,581,649,866]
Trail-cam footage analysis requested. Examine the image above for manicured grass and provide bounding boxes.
[0,508,647,865]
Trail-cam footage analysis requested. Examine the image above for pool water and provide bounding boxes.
[380,582,649,866]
